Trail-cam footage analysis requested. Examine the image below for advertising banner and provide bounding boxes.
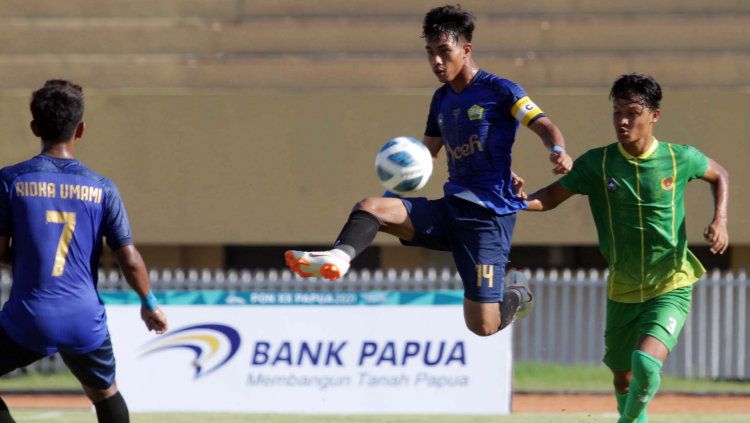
[104,290,512,414]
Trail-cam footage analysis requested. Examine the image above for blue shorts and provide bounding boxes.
[0,324,117,390]
[401,196,516,303]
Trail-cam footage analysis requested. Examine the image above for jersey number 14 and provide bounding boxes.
[46,210,77,277]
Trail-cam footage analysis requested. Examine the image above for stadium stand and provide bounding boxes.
[0,0,748,88]
[0,0,747,270]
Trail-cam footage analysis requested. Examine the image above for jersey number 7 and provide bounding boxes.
[46,210,77,277]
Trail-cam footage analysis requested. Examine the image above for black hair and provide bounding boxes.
[30,79,84,143]
[609,73,662,110]
[422,4,475,43]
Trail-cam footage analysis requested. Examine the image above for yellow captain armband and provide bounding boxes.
[511,96,544,127]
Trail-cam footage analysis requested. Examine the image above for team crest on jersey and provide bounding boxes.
[607,177,619,191]
[467,104,484,121]
[437,113,444,129]
[660,176,674,191]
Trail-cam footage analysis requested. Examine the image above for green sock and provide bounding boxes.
[619,350,662,423]
[615,390,628,415]
[616,390,648,422]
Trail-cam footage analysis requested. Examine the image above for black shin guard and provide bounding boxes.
[93,392,129,423]
[334,210,381,259]
[499,290,521,330]
[0,397,15,423]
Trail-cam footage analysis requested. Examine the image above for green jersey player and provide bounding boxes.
[525,73,729,422]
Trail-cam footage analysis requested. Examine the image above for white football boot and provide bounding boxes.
[284,250,351,281]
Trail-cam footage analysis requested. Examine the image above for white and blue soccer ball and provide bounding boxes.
[375,136,433,194]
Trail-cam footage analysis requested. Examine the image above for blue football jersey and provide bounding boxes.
[425,69,545,215]
[0,155,133,355]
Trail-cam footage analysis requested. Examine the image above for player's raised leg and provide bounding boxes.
[435,201,532,336]
[285,196,413,280]
[462,270,533,336]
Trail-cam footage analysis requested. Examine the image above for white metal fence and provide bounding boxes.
[1,268,747,381]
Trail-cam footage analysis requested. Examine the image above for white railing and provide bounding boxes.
[0,268,747,381]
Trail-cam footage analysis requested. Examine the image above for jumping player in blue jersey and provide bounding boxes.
[0,80,168,423]
[286,5,572,336]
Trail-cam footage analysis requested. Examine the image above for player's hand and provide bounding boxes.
[550,151,572,174]
[704,218,728,254]
[141,306,168,334]
[511,171,527,199]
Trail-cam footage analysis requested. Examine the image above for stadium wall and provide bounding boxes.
[0,88,745,246]
[1,0,748,270]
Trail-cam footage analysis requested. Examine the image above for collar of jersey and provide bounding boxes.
[617,138,659,160]
[448,69,484,94]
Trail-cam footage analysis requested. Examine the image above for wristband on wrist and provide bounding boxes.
[551,145,566,153]
[141,291,158,310]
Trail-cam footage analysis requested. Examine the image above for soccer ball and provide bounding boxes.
[375,136,433,194]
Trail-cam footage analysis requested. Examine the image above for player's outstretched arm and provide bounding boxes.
[700,158,730,254]
[528,117,573,174]
[114,245,168,334]
[525,181,575,212]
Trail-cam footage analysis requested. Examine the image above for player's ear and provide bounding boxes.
[30,120,40,137]
[651,108,661,123]
[463,41,472,57]
[74,121,85,139]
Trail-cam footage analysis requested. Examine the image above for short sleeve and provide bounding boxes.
[559,151,597,195]
[102,180,133,250]
[0,175,11,236]
[424,90,441,137]
[500,80,546,127]
[682,145,710,181]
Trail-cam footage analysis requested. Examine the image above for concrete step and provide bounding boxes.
[1,15,748,55]
[0,0,241,19]
[2,0,749,18]
[0,51,746,89]
[241,0,750,17]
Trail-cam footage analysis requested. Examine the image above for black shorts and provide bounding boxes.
[400,196,516,302]
[0,324,117,390]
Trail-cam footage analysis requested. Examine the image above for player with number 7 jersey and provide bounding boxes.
[0,157,128,355]
[0,80,167,423]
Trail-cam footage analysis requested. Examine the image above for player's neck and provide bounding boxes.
[40,141,76,159]
[448,62,479,93]
[621,135,655,157]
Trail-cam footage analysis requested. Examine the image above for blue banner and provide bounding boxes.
[100,290,464,306]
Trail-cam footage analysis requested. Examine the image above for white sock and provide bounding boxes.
[330,248,352,262]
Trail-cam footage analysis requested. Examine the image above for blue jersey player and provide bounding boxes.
[0,80,168,423]
[286,5,572,336]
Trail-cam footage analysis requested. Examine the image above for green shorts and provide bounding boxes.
[603,285,693,371]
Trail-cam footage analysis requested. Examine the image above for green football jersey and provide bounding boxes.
[559,139,709,303]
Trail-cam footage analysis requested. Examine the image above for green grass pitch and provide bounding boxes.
[10,411,750,423]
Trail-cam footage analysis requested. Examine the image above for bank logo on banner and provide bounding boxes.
[139,323,241,378]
